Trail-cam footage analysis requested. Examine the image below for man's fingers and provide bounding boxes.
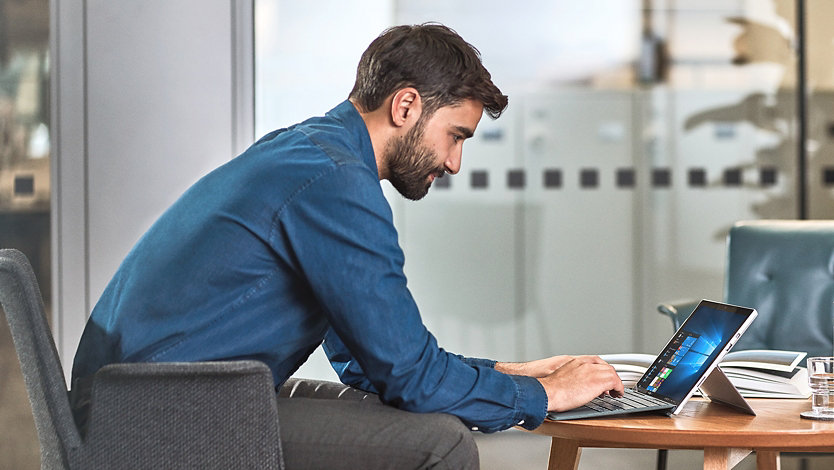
[541,359,625,412]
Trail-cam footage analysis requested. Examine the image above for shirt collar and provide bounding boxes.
[326,100,378,177]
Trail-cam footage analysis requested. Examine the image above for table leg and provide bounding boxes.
[755,451,780,470]
[703,447,752,470]
[547,438,581,470]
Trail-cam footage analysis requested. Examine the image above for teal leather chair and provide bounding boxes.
[658,219,834,359]
[657,219,834,470]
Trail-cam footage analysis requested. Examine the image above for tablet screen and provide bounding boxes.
[636,300,756,404]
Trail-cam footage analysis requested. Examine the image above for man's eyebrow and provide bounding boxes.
[454,126,475,139]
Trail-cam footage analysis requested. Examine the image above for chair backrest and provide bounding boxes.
[727,220,834,359]
[0,249,80,469]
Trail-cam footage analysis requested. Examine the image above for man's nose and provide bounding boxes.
[444,152,462,175]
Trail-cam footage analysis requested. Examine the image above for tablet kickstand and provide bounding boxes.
[699,366,756,416]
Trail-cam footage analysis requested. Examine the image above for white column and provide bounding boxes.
[51,0,254,375]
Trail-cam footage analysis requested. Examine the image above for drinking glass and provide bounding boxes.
[801,357,834,421]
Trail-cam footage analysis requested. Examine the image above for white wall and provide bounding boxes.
[51,0,254,370]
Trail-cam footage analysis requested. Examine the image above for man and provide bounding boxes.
[71,23,623,469]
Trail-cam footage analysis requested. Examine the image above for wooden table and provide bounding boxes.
[528,399,834,470]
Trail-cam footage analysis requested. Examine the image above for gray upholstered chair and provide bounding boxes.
[0,248,284,469]
[657,219,834,470]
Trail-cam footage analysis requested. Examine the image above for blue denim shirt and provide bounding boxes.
[71,100,547,432]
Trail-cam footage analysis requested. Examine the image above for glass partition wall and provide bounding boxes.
[0,0,50,467]
[0,0,51,305]
[255,0,828,377]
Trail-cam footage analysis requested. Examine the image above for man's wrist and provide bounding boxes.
[495,361,528,375]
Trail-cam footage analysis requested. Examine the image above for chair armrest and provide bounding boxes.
[82,360,283,469]
[657,299,701,330]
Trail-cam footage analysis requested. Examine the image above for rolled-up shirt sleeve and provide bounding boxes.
[277,163,547,432]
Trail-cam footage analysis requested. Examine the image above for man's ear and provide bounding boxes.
[390,88,422,128]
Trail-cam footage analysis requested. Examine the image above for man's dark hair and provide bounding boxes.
[349,23,508,119]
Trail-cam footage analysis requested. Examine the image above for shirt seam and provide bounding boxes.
[145,267,280,362]
[269,159,377,244]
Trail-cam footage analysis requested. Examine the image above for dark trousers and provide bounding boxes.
[276,378,480,470]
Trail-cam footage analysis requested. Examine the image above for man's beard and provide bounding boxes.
[385,119,445,201]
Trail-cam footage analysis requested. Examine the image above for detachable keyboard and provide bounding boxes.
[584,388,670,412]
[547,387,675,421]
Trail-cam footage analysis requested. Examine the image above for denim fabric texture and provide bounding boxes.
[71,100,547,432]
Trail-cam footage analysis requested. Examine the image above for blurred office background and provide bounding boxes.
[2,0,834,468]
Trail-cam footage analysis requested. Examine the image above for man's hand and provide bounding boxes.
[534,356,624,412]
[495,355,624,411]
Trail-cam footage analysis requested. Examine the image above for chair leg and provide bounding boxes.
[656,449,668,470]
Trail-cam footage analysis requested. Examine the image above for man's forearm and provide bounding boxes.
[494,356,573,378]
